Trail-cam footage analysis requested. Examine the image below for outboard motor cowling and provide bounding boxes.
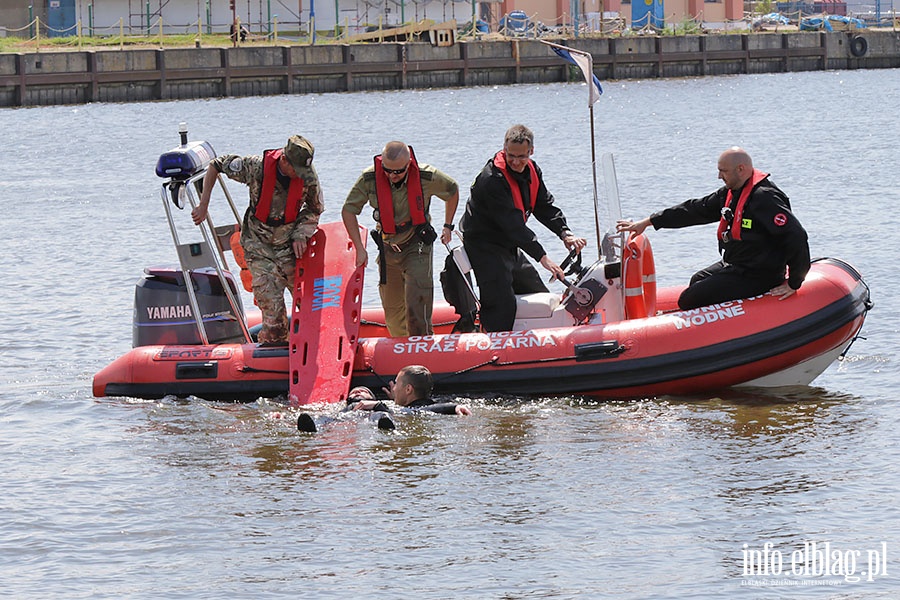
[133,266,244,347]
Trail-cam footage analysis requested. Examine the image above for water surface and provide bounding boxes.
[1,68,898,598]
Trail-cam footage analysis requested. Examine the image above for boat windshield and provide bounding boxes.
[599,152,624,264]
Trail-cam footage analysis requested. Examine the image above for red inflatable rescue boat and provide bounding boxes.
[94,257,871,401]
[93,129,872,402]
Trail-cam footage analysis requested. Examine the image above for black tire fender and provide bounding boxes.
[850,35,868,58]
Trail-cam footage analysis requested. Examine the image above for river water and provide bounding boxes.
[2,68,898,598]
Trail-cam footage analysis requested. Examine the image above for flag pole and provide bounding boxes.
[586,56,601,262]
[539,40,603,261]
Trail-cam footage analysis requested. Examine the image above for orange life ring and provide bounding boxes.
[623,233,657,319]
[230,231,253,293]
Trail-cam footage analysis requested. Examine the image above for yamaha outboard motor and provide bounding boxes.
[133,267,245,347]
[134,123,253,348]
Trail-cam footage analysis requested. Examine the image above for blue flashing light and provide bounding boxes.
[155,140,216,180]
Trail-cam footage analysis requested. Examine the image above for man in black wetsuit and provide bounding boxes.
[616,147,810,310]
[297,370,470,433]
[352,365,472,417]
[460,124,587,332]
[387,365,472,416]
[297,386,388,432]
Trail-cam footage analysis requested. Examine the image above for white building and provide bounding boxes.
[2,0,478,37]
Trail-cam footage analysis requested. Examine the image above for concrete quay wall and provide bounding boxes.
[1,31,898,107]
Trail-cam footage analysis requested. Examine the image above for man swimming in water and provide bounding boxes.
[296,366,471,433]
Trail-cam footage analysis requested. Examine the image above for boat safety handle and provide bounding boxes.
[574,341,626,362]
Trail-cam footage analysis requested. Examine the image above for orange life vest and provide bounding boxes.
[493,150,539,220]
[373,146,426,234]
[254,149,305,224]
[717,169,768,242]
[229,231,253,293]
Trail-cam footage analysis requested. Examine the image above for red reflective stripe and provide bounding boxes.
[256,149,305,224]
[373,147,426,234]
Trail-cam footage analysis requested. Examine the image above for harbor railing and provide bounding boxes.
[2,9,895,54]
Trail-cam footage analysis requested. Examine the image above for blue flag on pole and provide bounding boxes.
[552,46,603,106]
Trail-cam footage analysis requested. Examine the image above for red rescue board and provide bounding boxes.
[288,222,365,406]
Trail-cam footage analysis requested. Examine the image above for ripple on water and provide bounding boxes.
[2,69,899,599]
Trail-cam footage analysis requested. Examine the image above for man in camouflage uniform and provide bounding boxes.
[192,135,323,345]
[342,141,458,337]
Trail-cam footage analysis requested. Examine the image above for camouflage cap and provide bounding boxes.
[283,135,314,176]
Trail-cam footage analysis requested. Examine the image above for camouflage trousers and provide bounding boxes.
[246,243,297,345]
[378,240,433,337]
